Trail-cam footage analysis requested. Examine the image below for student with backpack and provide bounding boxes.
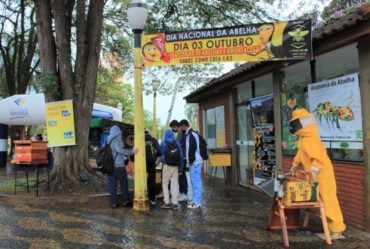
[179,119,208,209]
[145,130,161,205]
[107,125,138,209]
[169,119,190,203]
[159,129,184,210]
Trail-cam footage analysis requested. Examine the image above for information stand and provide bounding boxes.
[208,148,231,187]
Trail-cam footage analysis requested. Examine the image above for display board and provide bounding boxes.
[250,95,276,185]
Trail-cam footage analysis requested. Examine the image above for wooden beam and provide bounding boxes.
[358,35,370,232]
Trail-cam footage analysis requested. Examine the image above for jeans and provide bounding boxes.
[108,167,130,205]
[189,163,202,205]
[185,171,193,201]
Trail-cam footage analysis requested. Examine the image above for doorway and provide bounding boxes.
[236,103,254,187]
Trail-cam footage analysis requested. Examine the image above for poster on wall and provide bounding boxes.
[142,19,312,66]
[250,95,276,185]
[281,88,306,150]
[46,100,76,147]
[307,73,362,141]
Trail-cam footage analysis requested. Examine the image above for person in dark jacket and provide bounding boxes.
[145,130,161,205]
[159,129,184,210]
[169,119,191,203]
[107,125,138,208]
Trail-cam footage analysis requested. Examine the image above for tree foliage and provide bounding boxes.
[0,0,38,97]
[95,64,135,124]
[185,103,199,130]
[321,0,369,22]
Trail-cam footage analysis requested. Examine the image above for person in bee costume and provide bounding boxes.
[289,108,345,239]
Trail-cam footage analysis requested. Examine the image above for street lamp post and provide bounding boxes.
[152,79,160,139]
[127,0,149,211]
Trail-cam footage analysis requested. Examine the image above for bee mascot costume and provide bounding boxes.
[289,108,346,238]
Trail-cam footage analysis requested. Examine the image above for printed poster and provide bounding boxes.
[281,88,306,150]
[250,95,276,185]
[46,100,76,147]
[307,73,362,141]
[142,19,312,66]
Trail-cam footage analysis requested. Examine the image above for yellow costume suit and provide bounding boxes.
[290,109,346,233]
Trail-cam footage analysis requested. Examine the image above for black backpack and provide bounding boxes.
[145,140,156,164]
[96,140,116,174]
[165,140,180,166]
[192,130,209,160]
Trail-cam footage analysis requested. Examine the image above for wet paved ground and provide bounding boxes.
[1,164,370,249]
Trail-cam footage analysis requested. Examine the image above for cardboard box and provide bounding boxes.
[283,180,319,206]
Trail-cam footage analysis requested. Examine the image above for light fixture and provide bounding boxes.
[152,79,160,92]
[127,0,149,211]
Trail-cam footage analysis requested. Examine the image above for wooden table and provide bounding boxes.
[267,197,332,247]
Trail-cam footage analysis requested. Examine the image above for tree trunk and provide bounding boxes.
[35,0,106,193]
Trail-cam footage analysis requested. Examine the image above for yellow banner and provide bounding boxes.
[46,100,76,147]
[142,20,312,67]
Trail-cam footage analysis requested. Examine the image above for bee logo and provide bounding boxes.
[288,27,309,42]
[288,24,309,49]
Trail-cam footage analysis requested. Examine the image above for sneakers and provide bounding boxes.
[122,201,132,207]
[187,200,194,205]
[187,203,201,209]
[150,199,156,205]
[178,193,188,202]
[172,204,179,210]
[160,203,172,209]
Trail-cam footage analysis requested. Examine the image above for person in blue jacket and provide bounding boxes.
[107,125,138,208]
[159,129,184,210]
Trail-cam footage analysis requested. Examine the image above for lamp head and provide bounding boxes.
[152,79,160,91]
[117,102,123,111]
[127,0,148,33]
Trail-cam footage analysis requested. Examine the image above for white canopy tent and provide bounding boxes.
[0,94,122,125]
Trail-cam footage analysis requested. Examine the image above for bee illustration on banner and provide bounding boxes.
[142,33,170,66]
[313,92,355,131]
